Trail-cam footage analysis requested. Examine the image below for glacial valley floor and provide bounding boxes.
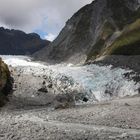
[0,95,140,140]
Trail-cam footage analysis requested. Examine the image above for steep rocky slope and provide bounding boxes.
[0,58,13,106]
[34,0,140,64]
[0,27,50,55]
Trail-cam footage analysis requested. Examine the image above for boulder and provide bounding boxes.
[0,58,13,107]
[54,93,75,109]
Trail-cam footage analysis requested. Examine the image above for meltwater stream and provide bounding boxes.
[1,55,140,103]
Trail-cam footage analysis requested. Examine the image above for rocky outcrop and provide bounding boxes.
[34,0,140,64]
[0,58,13,106]
[0,27,50,55]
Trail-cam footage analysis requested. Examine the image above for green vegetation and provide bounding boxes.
[106,19,140,55]
[101,22,115,40]
[86,21,115,61]
[0,58,10,89]
[87,17,140,62]
[87,39,105,61]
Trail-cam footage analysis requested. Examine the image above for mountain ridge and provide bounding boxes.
[0,27,50,55]
[34,0,140,64]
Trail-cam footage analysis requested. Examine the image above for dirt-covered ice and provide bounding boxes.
[1,55,139,103]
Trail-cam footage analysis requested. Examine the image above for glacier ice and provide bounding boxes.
[1,55,139,104]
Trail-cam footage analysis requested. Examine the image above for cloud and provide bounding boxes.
[45,33,56,41]
[0,0,93,36]
[0,0,45,32]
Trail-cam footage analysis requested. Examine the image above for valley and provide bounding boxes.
[0,55,140,140]
[0,0,140,139]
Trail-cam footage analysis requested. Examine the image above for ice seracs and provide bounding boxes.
[1,55,139,104]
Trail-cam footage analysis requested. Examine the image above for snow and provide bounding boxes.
[1,55,44,67]
[1,55,139,103]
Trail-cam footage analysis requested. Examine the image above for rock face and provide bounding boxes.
[0,27,50,55]
[0,58,13,106]
[34,0,140,64]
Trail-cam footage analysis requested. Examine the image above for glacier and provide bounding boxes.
[1,55,139,104]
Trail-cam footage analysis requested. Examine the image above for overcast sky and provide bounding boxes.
[0,0,92,41]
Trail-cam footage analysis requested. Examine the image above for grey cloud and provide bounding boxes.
[0,0,93,35]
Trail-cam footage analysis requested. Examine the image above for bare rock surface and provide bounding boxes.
[1,96,140,140]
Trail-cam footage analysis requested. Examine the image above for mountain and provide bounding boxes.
[34,0,140,64]
[0,27,50,55]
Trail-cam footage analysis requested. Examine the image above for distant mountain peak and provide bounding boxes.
[0,27,50,55]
